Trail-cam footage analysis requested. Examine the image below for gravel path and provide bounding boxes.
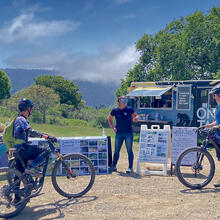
[6,151,220,220]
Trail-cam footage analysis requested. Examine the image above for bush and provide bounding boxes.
[31,110,43,123]
[46,116,65,125]
[64,118,89,127]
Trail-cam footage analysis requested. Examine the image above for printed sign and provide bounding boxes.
[171,127,197,165]
[177,85,191,110]
[138,127,169,163]
[30,136,109,175]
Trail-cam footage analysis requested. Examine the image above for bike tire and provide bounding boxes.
[0,168,28,219]
[8,158,44,198]
[175,147,215,189]
[51,153,95,198]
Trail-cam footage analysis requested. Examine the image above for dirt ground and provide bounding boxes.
[5,150,220,220]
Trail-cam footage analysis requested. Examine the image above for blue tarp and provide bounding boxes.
[0,135,8,167]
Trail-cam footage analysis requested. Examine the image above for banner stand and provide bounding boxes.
[136,125,171,176]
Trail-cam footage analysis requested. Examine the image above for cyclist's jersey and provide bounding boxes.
[13,115,31,143]
[216,104,220,138]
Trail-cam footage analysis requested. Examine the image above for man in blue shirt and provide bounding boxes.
[108,95,138,173]
[205,86,220,187]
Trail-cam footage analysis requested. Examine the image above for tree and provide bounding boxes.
[8,85,60,123]
[0,70,11,100]
[117,7,220,94]
[35,75,82,108]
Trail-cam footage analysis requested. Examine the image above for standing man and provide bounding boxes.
[204,86,220,187]
[108,95,138,173]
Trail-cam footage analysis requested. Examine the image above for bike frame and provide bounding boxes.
[9,139,73,191]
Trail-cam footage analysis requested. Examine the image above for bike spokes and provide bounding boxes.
[0,168,29,218]
[52,153,95,198]
[176,148,215,189]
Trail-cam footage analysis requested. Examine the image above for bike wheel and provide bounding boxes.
[52,153,95,198]
[8,159,43,198]
[175,147,215,189]
[0,168,29,218]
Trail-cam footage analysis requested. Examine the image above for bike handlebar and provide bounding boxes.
[47,136,58,143]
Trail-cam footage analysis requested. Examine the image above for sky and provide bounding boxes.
[0,0,219,84]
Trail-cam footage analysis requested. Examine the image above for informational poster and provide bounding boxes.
[138,127,169,163]
[177,85,191,110]
[30,136,109,175]
[171,127,197,165]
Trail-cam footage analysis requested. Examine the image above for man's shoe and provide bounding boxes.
[109,167,117,173]
[214,179,220,187]
[25,167,42,177]
[126,168,133,174]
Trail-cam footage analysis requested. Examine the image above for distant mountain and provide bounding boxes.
[2,68,118,107]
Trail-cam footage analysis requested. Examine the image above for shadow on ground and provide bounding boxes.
[180,188,220,194]
[11,196,97,220]
[117,171,142,179]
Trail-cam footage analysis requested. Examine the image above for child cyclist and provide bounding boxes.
[13,98,55,203]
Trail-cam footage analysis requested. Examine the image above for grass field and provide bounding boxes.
[32,123,140,153]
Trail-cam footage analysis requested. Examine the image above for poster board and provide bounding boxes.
[136,125,170,175]
[30,136,109,175]
[171,127,197,174]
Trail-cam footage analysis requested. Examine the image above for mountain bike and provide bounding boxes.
[175,127,220,189]
[0,137,95,219]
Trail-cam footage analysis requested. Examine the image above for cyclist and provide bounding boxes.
[13,98,51,203]
[204,85,220,187]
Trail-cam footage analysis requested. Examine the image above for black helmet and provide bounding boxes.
[209,85,220,95]
[18,98,34,112]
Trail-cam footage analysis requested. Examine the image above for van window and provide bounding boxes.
[138,90,172,109]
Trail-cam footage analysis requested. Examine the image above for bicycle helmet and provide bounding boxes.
[209,85,220,95]
[18,98,34,112]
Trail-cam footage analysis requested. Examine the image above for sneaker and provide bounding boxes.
[25,167,42,177]
[109,166,117,173]
[126,168,133,174]
[214,179,220,187]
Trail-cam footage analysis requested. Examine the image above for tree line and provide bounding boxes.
[116,7,220,96]
[0,72,110,128]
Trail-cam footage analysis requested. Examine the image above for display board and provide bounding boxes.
[136,125,170,175]
[138,127,169,163]
[30,136,109,175]
[176,85,191,110]
[171,127,197,165]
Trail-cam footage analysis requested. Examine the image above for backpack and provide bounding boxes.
[2,117,25,149]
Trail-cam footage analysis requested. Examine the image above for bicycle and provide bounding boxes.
[0,137,96,219]
[175,127,220,189]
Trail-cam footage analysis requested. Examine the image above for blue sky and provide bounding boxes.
[0,0,219,84]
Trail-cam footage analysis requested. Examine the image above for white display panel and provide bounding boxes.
[171,127,197,165]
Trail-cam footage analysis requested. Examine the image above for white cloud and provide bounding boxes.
[5,45,140,84]
[0,12,81,43]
